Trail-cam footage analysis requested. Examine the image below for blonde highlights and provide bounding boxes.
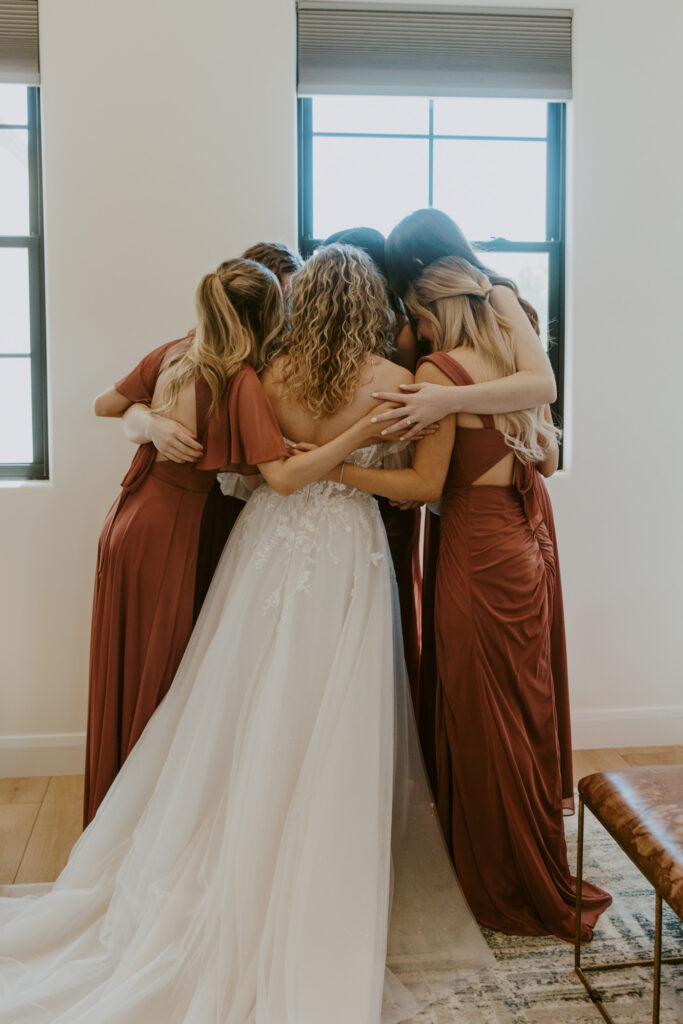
[156,259,284,415]
[406,256,558,463]
[280,244,393,417]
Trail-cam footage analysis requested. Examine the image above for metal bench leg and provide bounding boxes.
[573,803,682,1023]
[575,796,584,969]
[574,798,611,1021]
[653,893,662,1024]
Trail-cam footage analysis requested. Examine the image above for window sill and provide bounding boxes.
[0,478,52,489]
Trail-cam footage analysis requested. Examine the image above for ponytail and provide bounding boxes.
[155,259,284,415]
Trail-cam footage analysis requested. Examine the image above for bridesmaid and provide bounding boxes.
[334,255,612,941]
[119,242,304,621]
[86,257,379,825]
[378,207,555,436]
[193,243,304,616]
[375,207,560,792]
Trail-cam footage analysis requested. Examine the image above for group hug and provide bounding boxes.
[0,209,611,1023]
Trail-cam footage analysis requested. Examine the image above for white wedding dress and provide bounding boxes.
[0,442,498,1024]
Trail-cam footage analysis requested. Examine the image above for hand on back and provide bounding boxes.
[149,415,204,463]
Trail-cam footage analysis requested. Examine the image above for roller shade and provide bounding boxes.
[297,3,572,99]
[0,0,39,84]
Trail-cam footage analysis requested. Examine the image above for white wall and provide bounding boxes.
[0,0,681,775]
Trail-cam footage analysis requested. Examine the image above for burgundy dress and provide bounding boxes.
[423,352,611,941]
[377,499,421,697]
[84,340,286,825]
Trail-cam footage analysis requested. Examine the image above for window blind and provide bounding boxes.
[0,0,39,84]
[297,3,572,99]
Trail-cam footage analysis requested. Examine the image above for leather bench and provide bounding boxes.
[575,765,683,1023]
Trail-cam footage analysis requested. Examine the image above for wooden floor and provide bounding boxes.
[1,747,682,886]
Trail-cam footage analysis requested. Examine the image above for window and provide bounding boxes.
[298,96,566,432]
[0,84,47,479]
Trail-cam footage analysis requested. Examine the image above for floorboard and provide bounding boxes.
[0,777,49,804]
[2,748,682,884]
[14,776,84,885]
[0,803,40,884]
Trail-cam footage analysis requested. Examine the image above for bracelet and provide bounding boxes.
[339,462,345,485]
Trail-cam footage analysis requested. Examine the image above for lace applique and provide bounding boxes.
[229,440,407,626]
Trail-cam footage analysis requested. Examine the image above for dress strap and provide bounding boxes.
[418,352,496,430]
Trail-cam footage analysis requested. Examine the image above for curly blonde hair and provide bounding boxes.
[406,256,559,463]
[280,244,393,417]
[155,259,284,415]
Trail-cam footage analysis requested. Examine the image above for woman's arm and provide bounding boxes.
[93,386,133,417]
[329,365,457,504]
[255,407,391,498]
[121,404,204,463]
[95,386,203,463]
[371,285,557,439]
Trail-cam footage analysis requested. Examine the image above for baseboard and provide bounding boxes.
[571,706,683,749]
[0,733,86,778]
[0,711,681,778]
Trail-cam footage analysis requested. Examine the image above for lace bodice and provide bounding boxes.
[216,439,413,623]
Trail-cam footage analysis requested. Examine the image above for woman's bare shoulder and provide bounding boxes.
[261,355,287,393]
[489,283,525,318]
[371,356,413,389]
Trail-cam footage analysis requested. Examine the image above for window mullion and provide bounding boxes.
[298,98,314,255]
[27,87,48,477]
[428,100,434,207]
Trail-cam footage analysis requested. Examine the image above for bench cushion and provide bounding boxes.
[578,765,683,918]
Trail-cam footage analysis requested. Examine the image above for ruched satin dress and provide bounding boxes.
[84,339,287,825]
[422,352,611,941]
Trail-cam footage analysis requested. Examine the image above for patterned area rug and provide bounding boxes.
[403,802,683,1023]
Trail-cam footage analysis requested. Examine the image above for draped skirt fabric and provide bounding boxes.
[84,461,215,825]
[434,485,611,941]
[0,473,496,1024]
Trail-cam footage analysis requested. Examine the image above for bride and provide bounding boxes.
[0,245,496,1024]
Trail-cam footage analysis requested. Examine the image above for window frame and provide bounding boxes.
[0,85,48,480]
[297,97,566,442]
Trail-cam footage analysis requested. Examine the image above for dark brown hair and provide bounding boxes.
[240,241,303,282]
[386,208,540,335]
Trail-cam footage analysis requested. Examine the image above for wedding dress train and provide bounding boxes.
[0,443,497,1023]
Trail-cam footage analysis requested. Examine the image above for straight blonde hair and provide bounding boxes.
[406,256,559,463]
[155,259,284,415]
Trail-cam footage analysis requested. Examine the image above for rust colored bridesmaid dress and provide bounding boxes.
[422,352,611,941]
[84,339,286,825]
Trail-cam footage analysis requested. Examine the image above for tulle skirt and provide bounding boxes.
[0,480,496,1023]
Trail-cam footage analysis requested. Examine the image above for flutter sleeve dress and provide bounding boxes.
[84,343,286,825]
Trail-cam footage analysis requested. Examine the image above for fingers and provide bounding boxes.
[410,424,440,441]
[371,391,406,404]
[161,441,202,463]
[400,423,429,441]
[176,442,203,460]
[370,406,407,425]
[379,417,415,437]
[174,428,203,453]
